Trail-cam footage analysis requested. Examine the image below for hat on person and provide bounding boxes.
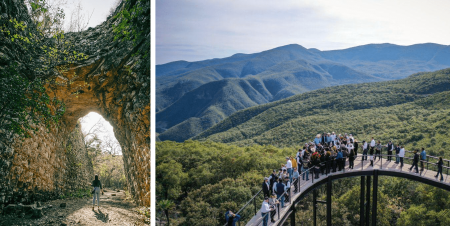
[286,157,289,159]
[264,177,269,180]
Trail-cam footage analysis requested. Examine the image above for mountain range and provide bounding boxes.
[195,68,450,150]
[157,43,450,142]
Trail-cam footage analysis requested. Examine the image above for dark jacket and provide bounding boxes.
[92,180,102,189]
[413,153,419,163]
[276,183,286,196]
[438,159,444,169]
[262,181,270,195]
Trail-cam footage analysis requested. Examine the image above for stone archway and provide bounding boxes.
[0,0,149,206]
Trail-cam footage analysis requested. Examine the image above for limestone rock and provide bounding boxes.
[0,0,149,207]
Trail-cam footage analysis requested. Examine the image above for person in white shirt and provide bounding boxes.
[363,141,368,160]
[260,197,273,226]
[286,157,292,180]
[399,146,405,167]
[331,132,336,146]
[370,138,376,154]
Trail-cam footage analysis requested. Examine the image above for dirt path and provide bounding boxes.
[1,189,148,226]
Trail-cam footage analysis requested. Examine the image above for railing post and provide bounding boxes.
[278,202,280,220]
[362,156,364,171]
[289,187,292,205]
[290,205,296,226]
[312,169,314,183]
[360,176,365,226]
[372,170,378,226]
[313,189,317,226]
[327,177,332,226]
[366,175,371,226]
[254,196,256,216]
[381,154,383,169]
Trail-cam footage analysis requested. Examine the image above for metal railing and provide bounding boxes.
[232,148,450,226]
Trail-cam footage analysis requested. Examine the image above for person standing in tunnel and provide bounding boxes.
[92,174,104,210]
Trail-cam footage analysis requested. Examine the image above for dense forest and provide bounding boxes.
[156,141,450,225]
[157,68,450,225]
[195,68,450,151]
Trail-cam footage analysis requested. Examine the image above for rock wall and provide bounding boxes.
[0,0,149,207]
[0,123,93,206]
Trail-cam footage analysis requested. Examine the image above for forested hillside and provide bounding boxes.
[196,68,450,152]
[157,43,450,142]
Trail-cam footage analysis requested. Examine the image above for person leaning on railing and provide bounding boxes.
[261,197,274,226]
[225,210,241,226]
[268,195,279,223]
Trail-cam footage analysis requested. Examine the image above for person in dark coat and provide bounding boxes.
[354,140,359,157]
[409,150,419,173]
[276,179,286,208]
[262,177,270,198]
[269,170,277,195]
[435,157,444,181]
[349,149,355,169]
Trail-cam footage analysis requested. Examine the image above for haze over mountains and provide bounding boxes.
[157,43,450,142]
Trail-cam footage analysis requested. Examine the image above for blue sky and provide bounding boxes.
[156,0,450,65]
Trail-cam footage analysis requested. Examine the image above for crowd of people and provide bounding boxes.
[257,132,446,226]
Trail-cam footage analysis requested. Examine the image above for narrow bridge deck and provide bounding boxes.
[246,156,448,226]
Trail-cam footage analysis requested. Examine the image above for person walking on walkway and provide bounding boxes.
[399,146,405,167]
[435,157,444,181]
[261,197,274,226]
[92,174,103,210]
[410,150,419,173]
[420,148,426,171]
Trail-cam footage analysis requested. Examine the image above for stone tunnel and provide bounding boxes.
[0,0,150,207]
